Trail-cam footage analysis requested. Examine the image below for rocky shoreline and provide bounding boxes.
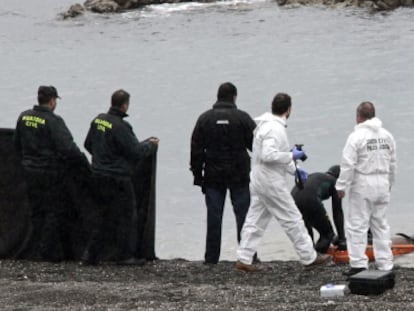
[62,0,414,18]
[1,259,413,310]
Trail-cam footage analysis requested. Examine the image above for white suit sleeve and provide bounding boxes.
[389,135,397,187]
[336,134,358,191]
[261,137,293,165]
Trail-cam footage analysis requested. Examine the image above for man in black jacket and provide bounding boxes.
[14,85,88,262]
[291,165,347,253]
[83,89,159,265]
[190,82,256,264]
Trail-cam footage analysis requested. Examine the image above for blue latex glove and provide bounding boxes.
[292,146,306,161]
[297,168,308,181]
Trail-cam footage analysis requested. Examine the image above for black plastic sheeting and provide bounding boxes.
[0,128,157,261]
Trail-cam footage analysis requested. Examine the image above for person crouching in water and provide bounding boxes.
[236,93,332,271]
[291,165,346,253]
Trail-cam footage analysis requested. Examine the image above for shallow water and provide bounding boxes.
[1,0,413,266]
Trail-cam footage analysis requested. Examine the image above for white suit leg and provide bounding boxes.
[370,200,393,271]
[237,191,271,264]
[346,191,370,269]
[264,188,317,265]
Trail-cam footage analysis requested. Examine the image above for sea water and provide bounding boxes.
[1,0,413,266]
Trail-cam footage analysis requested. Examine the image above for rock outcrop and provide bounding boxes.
[276,0,414,10]
[62,3,85,19]
[62,0,414,18]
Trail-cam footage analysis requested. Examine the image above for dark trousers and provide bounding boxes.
[204,184,250,264]
[300,200,335,253]
[83,175,136,262]
[24,168,69,262]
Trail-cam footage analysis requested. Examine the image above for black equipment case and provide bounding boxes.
[349,270,395,295]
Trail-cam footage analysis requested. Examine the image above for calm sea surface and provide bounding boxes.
[1,0,413,266]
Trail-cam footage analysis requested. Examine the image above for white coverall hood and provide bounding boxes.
[356,117,382,132]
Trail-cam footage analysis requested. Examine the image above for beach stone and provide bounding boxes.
[62,3,85,19]
[383,0,401,8]
[84,0,120,13]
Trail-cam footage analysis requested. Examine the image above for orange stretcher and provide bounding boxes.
[327,233,414,264]
[327,244,414,264]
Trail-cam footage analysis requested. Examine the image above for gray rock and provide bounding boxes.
[84,0,120,13]
[383,0,401,8]
[62,3,85,19]
[61,0,414,18]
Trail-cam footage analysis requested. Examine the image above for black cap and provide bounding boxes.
[38,85,61,102]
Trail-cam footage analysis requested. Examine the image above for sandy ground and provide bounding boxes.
[0,259,413,310]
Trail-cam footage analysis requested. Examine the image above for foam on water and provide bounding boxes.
[122,0,269,18]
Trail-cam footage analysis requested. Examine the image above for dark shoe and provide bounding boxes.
[80,259,98,266]
[304,253,332,270]
[235,260,262,272]
[253,253,261,264]
[117,258,146,266]
[203,261,217,265]
[80,251,98,266]
[342,267,367,277]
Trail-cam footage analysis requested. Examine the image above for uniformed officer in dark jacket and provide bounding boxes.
[190,82,256,264]
[291,165,347,253]
[14,85,88,262]
[83,89,159,265]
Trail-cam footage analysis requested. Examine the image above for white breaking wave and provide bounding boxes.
[122,0,269,19]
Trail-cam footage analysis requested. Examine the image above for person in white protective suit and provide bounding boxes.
[336,101,397,277]
[235,93,332,272]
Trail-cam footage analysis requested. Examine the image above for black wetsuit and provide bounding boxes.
[13,105,88,261]
[83,107,156,263]
[291,172,345,253]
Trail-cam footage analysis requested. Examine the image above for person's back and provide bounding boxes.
[13,85,86,262]
[14,94,83,170]
[292,172,336,206]
[336,101,396,276]
[190,82,256,264]
[342,117,395,188]
[194,101,254,186]
[85,108,152,177]
[82,89,158,266]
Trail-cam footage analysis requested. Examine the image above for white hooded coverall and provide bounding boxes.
[237,113,317,265]
[336,117,396,271]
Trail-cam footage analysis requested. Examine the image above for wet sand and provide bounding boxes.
[0,259,413,310]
